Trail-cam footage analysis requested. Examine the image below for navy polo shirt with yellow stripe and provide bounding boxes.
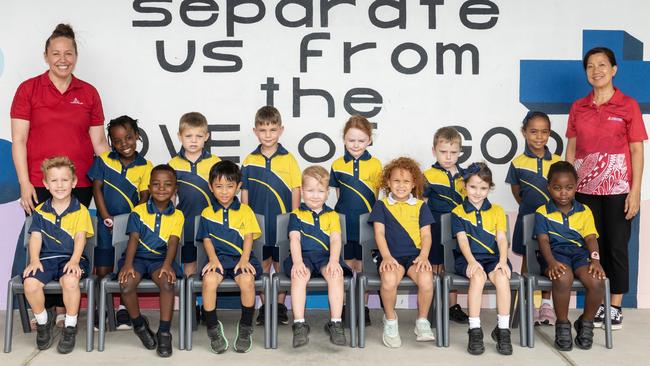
[289,203,341,253]
[126,200,184,260]
[29,197,94,259]
[505,145,561,215]
[423,163,466,215]
[329,150,382,243]
[241,144,301,247]
[451,198,506,256]
[368,194,436,258]
[533,199,598,248]
[196,197,262,257]
[168,148,221,245]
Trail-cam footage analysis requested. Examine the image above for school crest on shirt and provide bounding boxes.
[69,97,84,105]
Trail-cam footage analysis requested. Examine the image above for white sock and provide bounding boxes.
[294,318,305,324]
[497,314,510,329]
[331,318,342,323]
[65,314,78,328]
[468,317,481,329]
[118,304,126,311]
[541,299,553,308]
[34,310,48,325]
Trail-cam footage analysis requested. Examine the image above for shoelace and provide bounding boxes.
[469,330,482,342]
[332,323,345,336]
[62,328,75,342]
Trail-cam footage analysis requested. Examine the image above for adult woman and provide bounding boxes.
[565,47,647,329]
[10,23,109,326]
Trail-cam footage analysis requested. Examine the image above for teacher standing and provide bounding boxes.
[565,47,647,330]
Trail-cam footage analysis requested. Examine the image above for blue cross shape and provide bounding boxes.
[520,30,650,114]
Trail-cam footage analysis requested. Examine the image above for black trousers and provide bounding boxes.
[575,193,631,294]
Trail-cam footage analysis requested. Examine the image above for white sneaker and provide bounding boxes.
[414,318,435,341]
[382,315,402,348]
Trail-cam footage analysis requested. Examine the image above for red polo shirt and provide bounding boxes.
[10,71,104,187]
[566,88,647,195]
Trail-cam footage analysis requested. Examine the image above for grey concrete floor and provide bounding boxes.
[1,308,646,366]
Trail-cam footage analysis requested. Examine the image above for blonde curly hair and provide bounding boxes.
[379,157,425,199]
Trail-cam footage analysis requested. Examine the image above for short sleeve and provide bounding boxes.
[505,163,519,185]
[126,212,142,235]
[241,163,250,190]
[581,207,599,239]
[28,212,43,234]
[196,215,209,240]
[89,86,105,126]
[329,166,339,188]
[565,103,577,138]
[139,162,153,192]
[329,212,341,233]
[495,206,507,233]
[451,212,465,236]
[288,213,301,233]
[76,208,94,238]
[289,156,302,189]
[626,99,648,142]
[418,204,436,227]
[371,161,383,194]
[243,207,262,240]
[171,212,184,239]
[367,201,386,224]
[533,211,548,237]
[86,156,104,182]
[423,181,433,200]
[10,80,33,120]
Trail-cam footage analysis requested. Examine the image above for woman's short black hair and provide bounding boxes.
[583,47,617,69]
[209,160,241,184]
[547,161,578,183]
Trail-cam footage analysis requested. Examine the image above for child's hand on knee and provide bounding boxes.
[325,260,342,277]
[547,261,567,280]
[466,261,483,278]
[588,261,606,280]
[494,261,511,279]
[202,259,224,276]
[292,261,309,279]
[379,257,399,273]
[23,260,43,278]
[235,259,256,275]
[118,265,136,283]
[158,264,176,285]
[63,261,82,277]
[412,255,432,272]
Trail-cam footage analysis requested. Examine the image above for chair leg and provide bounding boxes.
[17,294,30,334]
[271,276,279,349]
[264,276,272,349]
[178,280,185,350]
[348,278,356,347]
[86,279,95,352]
[186,278,194,351]
[526,278,535,348]
[357,277,366,348]
[106,292,116,332]
[4,281,14,353]
[98,280,107,352]
[442,276,451,347]
[604,279,613,349]
[518,278,526,347]
[434,275,443,347]
[510,289,519,329]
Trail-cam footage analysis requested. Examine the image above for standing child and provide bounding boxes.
[284,166,351,347]
[168,112,221,320]
[506,111,561,326]
[534,161,605,351]
[196,160,263,354]
[368,157,436,348]
[23,156,93,354]
[452,163,512,355]
[330,115,382,325]
[118,164,184,358]
[423,127,470,324]
[241,106,301,326]
[88,116,152,329]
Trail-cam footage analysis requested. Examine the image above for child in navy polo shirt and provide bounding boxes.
[534,161,605,351]
[23,156,94,354]
[368,157,436,348]
[88,115,152,329]
[196,160,263,354]
[118,164,184,358]
[452,163,512,355]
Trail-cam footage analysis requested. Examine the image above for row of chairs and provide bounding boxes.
[4,212,612,352]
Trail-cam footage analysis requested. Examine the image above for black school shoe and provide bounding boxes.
[57,326,77,354]
[555,321,573,351]
[36,310,55,350]
[449,304,470,324]
[278,303,290,325]
[133,317,157,350]
[234,321,254,353]
[207,321,229,354]
[256,305,265,326]
[467,328,485,355]
[574,316,595,350]
[156,331,173,357]
[324,321,347,346]
[490,326,513,355]
[292,322,310,348]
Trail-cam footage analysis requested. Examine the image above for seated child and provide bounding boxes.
[283,166,352,348]
[368,157,436,348]
[23,156,93,354]
[196,160,263,354]
[452,162,512,355]
[118,164,184,358]
[534,161,605,351]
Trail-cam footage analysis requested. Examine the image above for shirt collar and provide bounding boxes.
[299,203,333,215]
[39,70,82,91]
[213,197,241,212]
[545,199,585,216]
[251,143,288,157]
[581,87,625,107]
[108,150,147,167]
[146,199,175,215]
[432,162,463,178]
[462,197,492,213]
[41,196,81,216]
[523,144,552,160]
[343,150,371,163]
[387,193,417,206]
[178,148,211,163]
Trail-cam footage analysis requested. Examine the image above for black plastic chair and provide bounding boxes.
[185,214,271,350]
[97,214,185,351]
[440,213,527,348]
[356,213,443,348]
[4,216,97,352]
[521,213,613,348]
[270,213,356,348]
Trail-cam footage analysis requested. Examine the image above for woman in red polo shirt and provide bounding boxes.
[11,23,109,212]
[566,47,647,330]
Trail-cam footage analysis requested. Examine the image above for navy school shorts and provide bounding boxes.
[454,253,512,278]
[25,256,89,285]
[536,244,590,275]
[204,253,263,280]
[117,255,183,279]
[283,251,353,277]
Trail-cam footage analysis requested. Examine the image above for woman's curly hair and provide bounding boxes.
[379,156,425,199]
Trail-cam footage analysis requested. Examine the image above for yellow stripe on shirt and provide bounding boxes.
[300,230,329,251]
[209,233,244,255]
[104,180,135,210]
[248,178,287,213]
[466,233,495,254]
[338,180,372,212]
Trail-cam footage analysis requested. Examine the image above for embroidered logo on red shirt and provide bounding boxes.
[607,116,624,122]
[70,97,83,105]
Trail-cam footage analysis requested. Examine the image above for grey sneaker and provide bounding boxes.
[57,326,77,354]
[382,315,402,348]
[324,321,347,346]
[292,322,310,348]
[36,310,54,350]
[414,318,435,341]
[233,321,254,353]
[207,321,229,354]
[593,304,605,328]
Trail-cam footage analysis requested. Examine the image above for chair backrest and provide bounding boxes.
[359,213,378,275]
[522,213,541,276]
[193,214,266,276]
[23,216,97,269]
[112,213,183,272]
[275,212,347,275]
